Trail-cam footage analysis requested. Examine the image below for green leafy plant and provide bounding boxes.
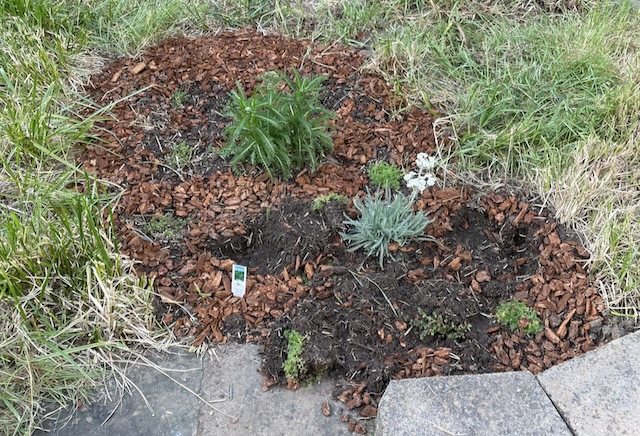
[219,68,335,179]
[368,161,404,189]
[171,88,189,107]
[495,301,543,335]
[341,189,433,267]
[142,213,185,241]
[411,308,471,340]
[312,193,349,212]
[167,141,192,170]
[283,330,307,383]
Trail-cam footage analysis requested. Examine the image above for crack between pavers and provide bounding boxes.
[534,375,577,436]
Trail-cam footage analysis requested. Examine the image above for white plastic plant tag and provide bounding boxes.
[231,264,247,298]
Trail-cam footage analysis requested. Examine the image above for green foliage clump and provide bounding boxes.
[143,213,185,241]
[495,301,542,335]
[368,161,404,189]
[312,193,349,212]
[411,308,471,340]
[341,189,433,267]
[171,88,189,107]
[220,69,335,179]
[283,330,307,382]
[167,141,192,170]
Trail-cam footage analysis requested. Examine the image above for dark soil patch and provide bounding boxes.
[80,29,620,432]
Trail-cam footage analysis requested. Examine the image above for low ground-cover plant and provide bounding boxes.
[411,308,471,340]
[311,193,349,212]
[170,87,189,107]
[283,329,307,385]
[368,161,404,189]
[143,212,185,241]
[220,68,335,179]
[341,189,433,267]
[495,300,543,335]
[167,140,192,171]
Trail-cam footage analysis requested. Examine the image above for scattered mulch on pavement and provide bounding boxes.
[81,29,615,432]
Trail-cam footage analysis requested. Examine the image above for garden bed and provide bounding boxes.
[82,29,615,429]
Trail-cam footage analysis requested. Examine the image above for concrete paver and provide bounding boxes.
[538,329,640,436]
[35,350,203,436]
[35,330,640,436]
[375,372,571,436]
[197,343,371,435]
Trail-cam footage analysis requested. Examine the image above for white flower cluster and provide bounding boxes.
[404,152,438,193]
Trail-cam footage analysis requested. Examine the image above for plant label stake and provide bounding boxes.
[231,264,247,298]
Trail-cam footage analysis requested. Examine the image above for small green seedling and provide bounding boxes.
[142,213,186,241]
[411,308,471,340]
[283,330,307,383]
[167,141,192,170]
[495,301,542,335]
[171,88,189,108]
[312,193,349,212]
[368,162,404,189]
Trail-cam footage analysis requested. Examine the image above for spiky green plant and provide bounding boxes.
[219,68,335,179]
[341,189,433,267]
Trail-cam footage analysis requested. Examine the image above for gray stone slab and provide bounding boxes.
[36,350,203,436]
[197,343,372,435]
[538,329,640,435]
[376,372,571,436]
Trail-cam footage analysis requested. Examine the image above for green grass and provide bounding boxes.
[0,1,201,433]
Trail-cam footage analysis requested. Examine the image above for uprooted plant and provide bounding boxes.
[219,68,335,179]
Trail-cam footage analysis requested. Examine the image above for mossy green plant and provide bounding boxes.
[311,193,349,212]
[368,161,404,189]
[283,330,307,383]
[142,213,185,241]
[411,308,471,340]
[495,301,542,335]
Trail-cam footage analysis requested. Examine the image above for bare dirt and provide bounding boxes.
[80,29,619,432]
